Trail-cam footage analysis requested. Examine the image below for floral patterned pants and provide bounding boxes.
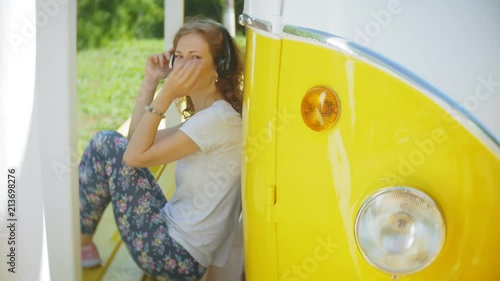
[79,130,206,281]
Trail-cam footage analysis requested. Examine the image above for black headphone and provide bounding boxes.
[170,20,233,78]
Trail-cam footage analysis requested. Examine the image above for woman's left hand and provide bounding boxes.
[145,48,174,83]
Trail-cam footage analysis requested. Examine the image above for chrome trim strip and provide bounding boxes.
[238,13,272,33]
[282,24,500,155]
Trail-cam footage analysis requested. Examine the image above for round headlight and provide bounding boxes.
[355,187,445,275]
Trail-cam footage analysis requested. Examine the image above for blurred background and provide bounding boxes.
[76,0,246,153]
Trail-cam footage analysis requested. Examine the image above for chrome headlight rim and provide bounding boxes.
[354,186,446,276]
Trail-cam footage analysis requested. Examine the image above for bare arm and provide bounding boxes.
[127,76,159,140]
[127,50,173,141]
[154,123,183,143]
[124,94,198,167]
[124,58,203,168]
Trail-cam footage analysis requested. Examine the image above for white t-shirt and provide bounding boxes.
[160,100,242,267]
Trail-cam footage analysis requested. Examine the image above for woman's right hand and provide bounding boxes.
[144,48,174,84]
[160,59,203,100]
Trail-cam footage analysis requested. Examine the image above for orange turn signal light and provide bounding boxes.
[301,86,340,131]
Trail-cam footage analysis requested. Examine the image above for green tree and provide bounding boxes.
[183,0,244,33]
[77,0,245,50]
[77,0,164,50]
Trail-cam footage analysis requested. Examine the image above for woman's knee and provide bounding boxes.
[92,130,126,145]
[89,130,127,153]
[93,130,124,140]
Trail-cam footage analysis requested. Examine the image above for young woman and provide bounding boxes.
[78,18,243,281]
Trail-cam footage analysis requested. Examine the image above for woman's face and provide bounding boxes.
[173,33,217,91]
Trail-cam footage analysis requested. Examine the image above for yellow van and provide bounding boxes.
[239,0,500,280]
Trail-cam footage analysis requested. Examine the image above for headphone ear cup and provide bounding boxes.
[217,58,229,77]
[218,27,233,78]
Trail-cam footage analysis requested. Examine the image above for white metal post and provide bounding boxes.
[222,0,236,37]
[36,0,80,280]
[164,0,184,49]
[163,0,185,127]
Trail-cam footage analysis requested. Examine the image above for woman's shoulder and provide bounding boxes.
[181,100,240,130]
[179,100,241,153]
[212,100,239,115]
[191,100,240,123]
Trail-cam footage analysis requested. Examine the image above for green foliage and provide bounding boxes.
[185,0,221,19]
[184,0,244,32]
[184,0,241,21]
[77,0,244,50]
[77,0,164,50]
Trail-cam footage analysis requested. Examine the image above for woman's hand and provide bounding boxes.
[159,59,203,99]
[144,48,174,84]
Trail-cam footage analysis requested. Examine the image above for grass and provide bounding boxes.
[77,38,165,153]
[76,34,246,154]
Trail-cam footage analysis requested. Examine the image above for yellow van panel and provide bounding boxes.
[242,29,282,281]
[243,29,500,280]
[273,38,500,280]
